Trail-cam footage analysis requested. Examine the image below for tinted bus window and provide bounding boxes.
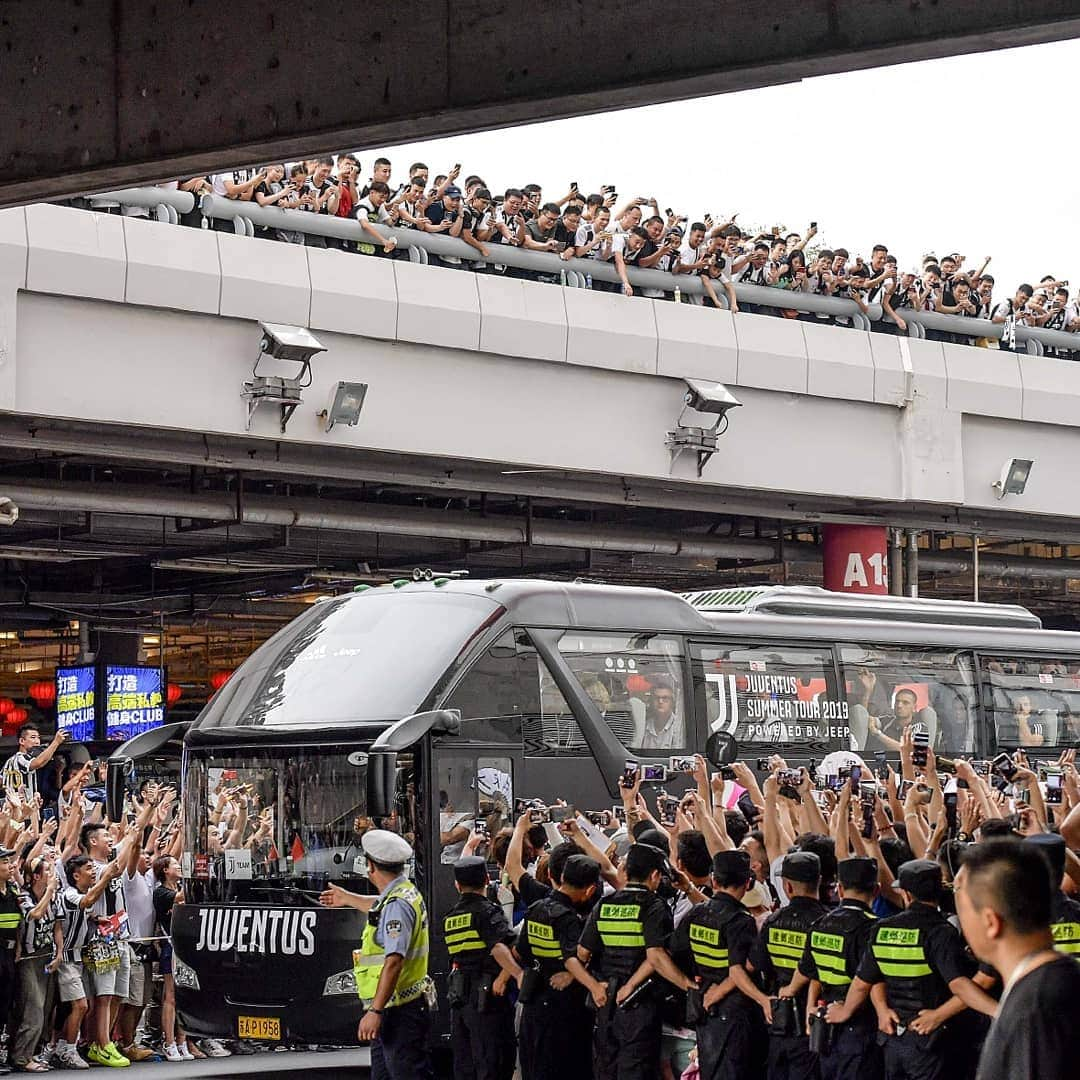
[555,632,689,752]
[981,655,1080,748]
[838,646,977,754]
[694,642,846,747]
[444,632,535,745]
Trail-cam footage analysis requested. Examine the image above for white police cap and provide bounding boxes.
[361,829,413,865]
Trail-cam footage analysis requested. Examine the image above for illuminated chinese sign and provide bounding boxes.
[56,666,96,742]
[105,666,165,741]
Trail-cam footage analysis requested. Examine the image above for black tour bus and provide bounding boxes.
[107,580,1080,1047]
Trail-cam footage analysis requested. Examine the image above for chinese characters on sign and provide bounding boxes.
[55,666,96,742]
[104,666,165,741]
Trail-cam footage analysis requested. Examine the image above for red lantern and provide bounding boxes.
[7,706,28,726]
[167,683,182,707]
[0,698,13,716]
[625,674,652,695]
[209,670,233,691]
[29,680,57,708]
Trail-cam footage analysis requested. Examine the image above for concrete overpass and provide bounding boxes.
[2,2,1080,205]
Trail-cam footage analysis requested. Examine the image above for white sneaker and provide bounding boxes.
[163,1044,183,1062]
[177,1043,195,1061]
[200,1039,231,1058]
[56,1044,90,1070]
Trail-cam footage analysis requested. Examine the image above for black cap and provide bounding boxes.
[838,856,878,893]
[712,849,752,887]
[781,851,821,885]
[634,828,669,853]
[0,846,14,859]
[629,843,668,875]
[1025,833,1067,882]
[453,856,488,889]
[561,854,601,890]
[892,859,942,901]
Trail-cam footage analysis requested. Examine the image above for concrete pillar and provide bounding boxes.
[822,524,889,594]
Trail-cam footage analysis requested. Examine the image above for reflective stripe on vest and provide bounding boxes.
[353,879,429,1006]
[810,930,850,987]
[871,927,932,978]
[0,913,20,929]
[767,927,806,971]
[596,902,645,949]
[525,919,562,960]
[689,922,729,971]
[1052,921,1080,957]
[444,912,486,956]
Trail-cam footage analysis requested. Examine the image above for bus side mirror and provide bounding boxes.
[106,758,131,823]
[366,709,462,817]
[367,752,397,818]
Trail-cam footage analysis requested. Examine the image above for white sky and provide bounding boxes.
[357,39,1079,293]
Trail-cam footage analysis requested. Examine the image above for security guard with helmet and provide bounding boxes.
[443,855,522,1080]
[577,843,694,1080]
[671,849,770,1080]
[795,857,881,1080]
[825,859,997,1080]
[751,851,827,1080]
[516,854,603,1080]
[319,829,434,1080]
[1024,834,1080,959]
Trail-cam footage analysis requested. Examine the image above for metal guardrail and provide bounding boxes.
[87,188,195,225]
[86,189,1080,356]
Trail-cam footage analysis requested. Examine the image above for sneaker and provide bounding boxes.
[55,1045,90,1070]
[198,1040,231,1058]
[120,1045,155,1063]
[162,1045,183,1063]
[86,1044,129,1069]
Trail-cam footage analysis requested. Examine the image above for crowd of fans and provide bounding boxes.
[446,729,1080,1080]
[0,723,232,1070]
[91,154,1080,353]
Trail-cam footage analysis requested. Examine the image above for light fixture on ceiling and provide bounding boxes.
[242,323,327,433]
[666,379,742,477]
[319,381,369,432]
[993,458,1034,499]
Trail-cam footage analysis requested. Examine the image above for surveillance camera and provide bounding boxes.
[682,379,742,416]
[258,323,327,364]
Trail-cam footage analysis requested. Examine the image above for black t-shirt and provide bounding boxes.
[443,891,514,976]
[976,956,1080,1080]
[517,873,552,909]
[153,884,177,934]
[580,885,671,979]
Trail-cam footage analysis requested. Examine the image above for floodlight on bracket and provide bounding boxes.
[992,457,1034,499]
[241,323,327,433]
[666,379,742,476]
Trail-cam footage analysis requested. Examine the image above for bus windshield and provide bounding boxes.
[196,590,501,728]
[182,746,416,901]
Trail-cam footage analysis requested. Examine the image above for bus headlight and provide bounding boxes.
[322,969,357,997]
[173,956,200,991]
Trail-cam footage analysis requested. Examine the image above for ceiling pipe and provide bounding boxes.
[5,481,1080,580]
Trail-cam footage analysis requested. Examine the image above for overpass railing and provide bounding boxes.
[86,189,1080,357]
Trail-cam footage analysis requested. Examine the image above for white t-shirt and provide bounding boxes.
[123,868,155,942]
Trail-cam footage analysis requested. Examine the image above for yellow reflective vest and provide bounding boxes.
[353,878,429,1007]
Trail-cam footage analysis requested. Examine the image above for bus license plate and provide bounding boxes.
[237,1016,281,1041]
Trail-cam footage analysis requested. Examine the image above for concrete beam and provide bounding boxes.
[2,2,1080,206]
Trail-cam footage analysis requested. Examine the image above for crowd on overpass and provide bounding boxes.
[86,153,1080,355]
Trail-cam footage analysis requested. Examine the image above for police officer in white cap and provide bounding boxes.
[321,829,434,1080]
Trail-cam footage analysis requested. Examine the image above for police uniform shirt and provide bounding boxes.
[751,895,827,1001]
[443,891,513,975]
[518,890,587,977]
[375,874,419,961]
[579,884,671,979]
[855,903,970,1021]
[0,883,21,951]
[1049,890,1080,958]
[797,899,877,1009]
[671,892,757,999]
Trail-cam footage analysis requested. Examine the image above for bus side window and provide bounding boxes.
[444,631,537,745]
[981,654,1080,749]
[436,756,513,869]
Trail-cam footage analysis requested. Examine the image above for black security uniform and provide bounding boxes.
[0,870,20,1040]
[798,859,881,1080]
[672,887,763,1080]
[579,876,672,1080]
[751,853,826,1080]
[517,889,592,1080]
[856,867,971,1080]
[444,860,516,1080]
